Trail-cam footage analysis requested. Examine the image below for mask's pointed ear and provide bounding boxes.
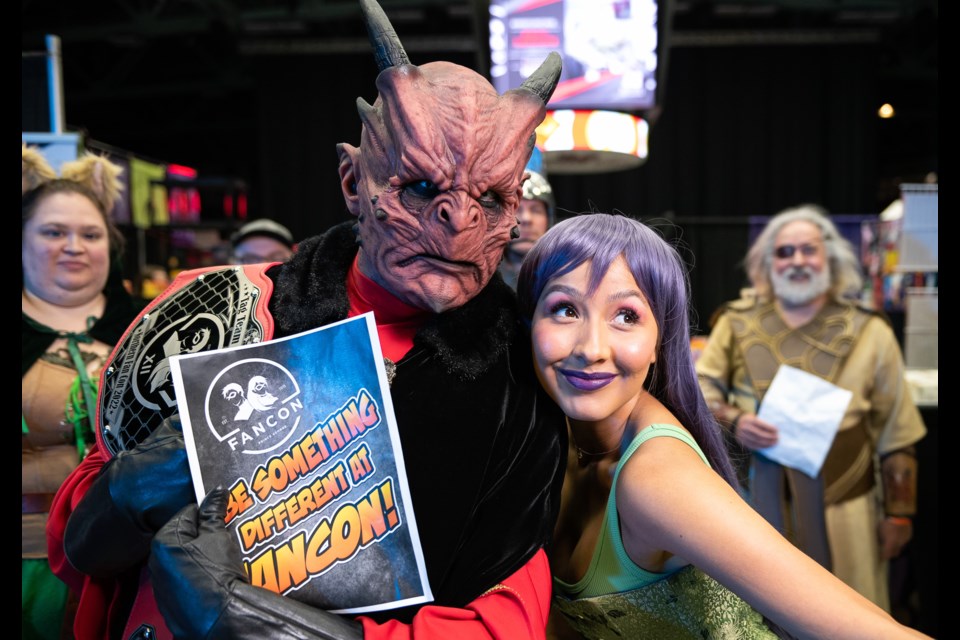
[337,143,361,217]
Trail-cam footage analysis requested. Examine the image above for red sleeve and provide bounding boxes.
[46,443,119,640]
[358,549,552,640]
[47,443,109,592]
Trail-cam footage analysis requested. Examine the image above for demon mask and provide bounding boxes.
[337,0,561,313]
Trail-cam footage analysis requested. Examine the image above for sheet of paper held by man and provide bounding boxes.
[756,364,854,478]
[169,312,433,614]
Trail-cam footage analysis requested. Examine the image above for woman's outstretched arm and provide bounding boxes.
[617,436,930,640]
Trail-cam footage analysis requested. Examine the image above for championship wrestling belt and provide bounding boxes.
[96,264,277,457]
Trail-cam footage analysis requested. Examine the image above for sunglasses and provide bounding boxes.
[773,243,821,260]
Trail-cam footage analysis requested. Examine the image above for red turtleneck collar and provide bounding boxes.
[346,255,431,362]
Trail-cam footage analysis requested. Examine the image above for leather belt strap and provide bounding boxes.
[22,492,56,514]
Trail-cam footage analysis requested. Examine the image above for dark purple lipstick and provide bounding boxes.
[559,369,615,391]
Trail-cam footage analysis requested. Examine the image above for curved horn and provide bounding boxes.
[519,51,563,105]
[360,0,410,71]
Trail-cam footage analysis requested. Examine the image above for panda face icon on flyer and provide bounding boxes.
[204,358,303,454]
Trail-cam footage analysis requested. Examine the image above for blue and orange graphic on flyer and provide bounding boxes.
[169,313,432,614]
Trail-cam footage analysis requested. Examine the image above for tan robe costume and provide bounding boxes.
[696,298,926,610]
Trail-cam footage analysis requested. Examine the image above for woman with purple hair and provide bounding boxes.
[517,213,928,640]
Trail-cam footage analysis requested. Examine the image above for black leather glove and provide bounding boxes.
[64,416,196,577]
[150,489,364,640]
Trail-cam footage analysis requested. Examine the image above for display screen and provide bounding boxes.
[489,0,658,112]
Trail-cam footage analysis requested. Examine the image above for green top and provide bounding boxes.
[552,424,780,640]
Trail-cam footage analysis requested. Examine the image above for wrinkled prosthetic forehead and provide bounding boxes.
[354,61,545,193]
[352,0,560,195]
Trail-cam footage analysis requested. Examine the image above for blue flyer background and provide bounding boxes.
[171,313,431,613]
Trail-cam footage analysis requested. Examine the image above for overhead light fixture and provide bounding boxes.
[878,103,895,119]
[536,109,649,175]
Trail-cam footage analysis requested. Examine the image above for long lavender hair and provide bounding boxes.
[517,213,738,488]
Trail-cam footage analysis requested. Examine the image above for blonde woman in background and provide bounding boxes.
[22,146,137,639]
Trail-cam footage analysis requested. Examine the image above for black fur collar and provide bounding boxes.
[268,221,521,381]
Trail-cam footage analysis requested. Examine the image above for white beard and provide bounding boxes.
[771,265,831,307]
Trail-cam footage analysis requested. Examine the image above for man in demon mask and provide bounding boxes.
[47,1,566,638]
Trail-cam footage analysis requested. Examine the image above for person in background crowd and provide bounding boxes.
[230,218,296,265]
[22,144,137,640]
[46,1,567,638]
[517,212,930,640]
[695,204,926,610]
[138,264,172,302]
[498,169,555,290]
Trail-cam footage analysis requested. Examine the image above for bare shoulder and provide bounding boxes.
[617,429,725,518]
[614,427,742,567]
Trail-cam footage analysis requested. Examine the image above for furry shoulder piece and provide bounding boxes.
[268,221,521,381]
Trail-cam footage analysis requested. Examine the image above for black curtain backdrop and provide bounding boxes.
[255,44,881,325]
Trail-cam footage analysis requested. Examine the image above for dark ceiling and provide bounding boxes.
[22,0,938,209]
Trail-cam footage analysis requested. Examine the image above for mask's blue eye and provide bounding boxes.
[404,180,441,200]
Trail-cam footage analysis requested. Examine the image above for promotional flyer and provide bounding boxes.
[170,312,432,614]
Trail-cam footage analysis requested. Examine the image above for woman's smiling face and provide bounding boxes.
[531,256,658,428]
[22,191,110,306]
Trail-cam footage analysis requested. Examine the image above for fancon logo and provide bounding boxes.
[205,358,303,454]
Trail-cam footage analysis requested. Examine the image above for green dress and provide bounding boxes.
[553,425,784,640]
